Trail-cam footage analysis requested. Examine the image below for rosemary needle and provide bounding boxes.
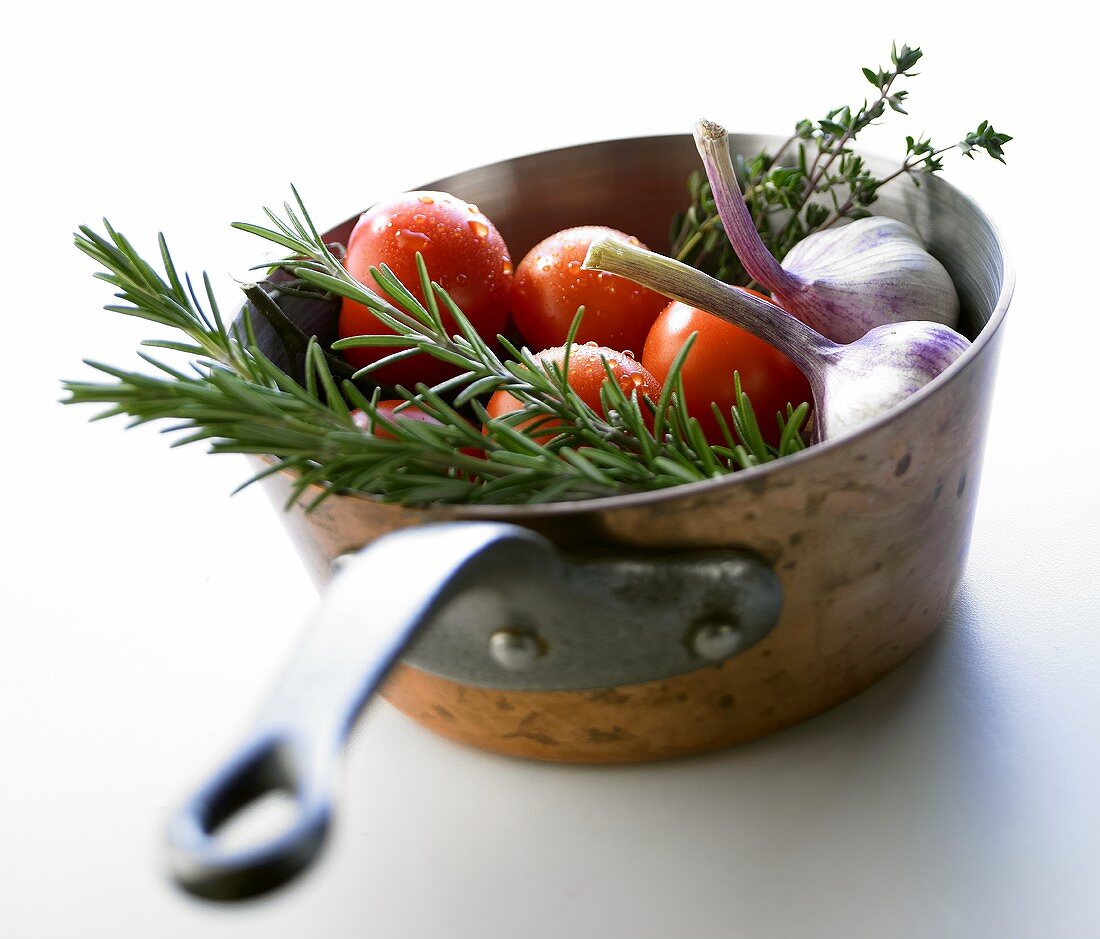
[62,192,808,509]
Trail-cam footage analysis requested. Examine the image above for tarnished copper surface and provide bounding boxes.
[252,134,1011,762]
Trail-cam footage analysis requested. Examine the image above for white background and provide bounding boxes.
[4,3,1098,937]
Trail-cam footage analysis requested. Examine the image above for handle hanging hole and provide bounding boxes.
[213,789,301,855]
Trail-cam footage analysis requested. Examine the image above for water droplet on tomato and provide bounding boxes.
[631,374,644,387]
[455,273,468,287]
[540,263,551,273]
[467,203,479,214]
[413,214,427,223]
[436,223,447,232]
[396,229,431,246]
[418,195,435,204]
[566,260,581,273]
[584,341,598,347]
[624,350,635,359]
[469,220,489,238]
[502,259,514,276]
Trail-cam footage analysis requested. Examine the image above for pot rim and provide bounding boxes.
[266,131,1015,519]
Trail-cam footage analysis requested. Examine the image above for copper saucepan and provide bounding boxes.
[167,133,1013,901]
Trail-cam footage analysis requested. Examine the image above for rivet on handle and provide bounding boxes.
[488,629,545,671]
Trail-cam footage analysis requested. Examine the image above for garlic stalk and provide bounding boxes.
[694,118,961,344]
[582,236,970,442]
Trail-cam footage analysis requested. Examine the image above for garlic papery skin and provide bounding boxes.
[814,321,971,439]
[781,216,961,343]
[582,235,971,443]
[694,118,961,344]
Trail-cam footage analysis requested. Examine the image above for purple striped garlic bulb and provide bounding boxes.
[694,118,960,344]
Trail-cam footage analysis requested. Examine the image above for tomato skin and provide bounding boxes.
[510,226,667,353]
[485,344,661,441]
[339,191,512,387]
[350,401,441,437]
[351,401,483,458]
[641,298,812,446]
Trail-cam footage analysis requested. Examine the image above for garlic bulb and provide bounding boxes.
[694,118,961,344]
[582,236,970,442]
[810,321,970,439]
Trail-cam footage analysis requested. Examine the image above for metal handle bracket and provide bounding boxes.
[167,522,781,901]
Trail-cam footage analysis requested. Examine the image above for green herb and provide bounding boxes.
[670,42,1011,284]
[62,192,808,508]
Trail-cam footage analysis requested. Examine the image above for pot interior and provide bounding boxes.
[243,133,1008,373]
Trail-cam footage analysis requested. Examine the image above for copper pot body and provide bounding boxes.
[254,134,1012,763]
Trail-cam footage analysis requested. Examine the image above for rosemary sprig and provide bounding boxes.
[63,192,809,508]
[670,42,1011,282]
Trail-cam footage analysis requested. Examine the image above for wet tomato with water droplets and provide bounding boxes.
[642,294,812,447]
[510,226,667,353]
[485,344,661,442]
[339,191,512,387]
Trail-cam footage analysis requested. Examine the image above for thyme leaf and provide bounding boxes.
[670,41,1011,281]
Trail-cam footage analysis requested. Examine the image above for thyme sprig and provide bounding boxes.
[62,191,809,508]
[670,42,1011,283]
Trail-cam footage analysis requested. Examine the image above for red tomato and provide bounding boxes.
[510,226,667,353]
[351,401,483,458]
[486,344,661,441]
[641,297,812,447]
[350,401,442,437]
[339,191,512,387]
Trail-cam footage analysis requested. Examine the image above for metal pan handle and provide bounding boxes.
[168,520,783,901]
[166,521,553,901]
